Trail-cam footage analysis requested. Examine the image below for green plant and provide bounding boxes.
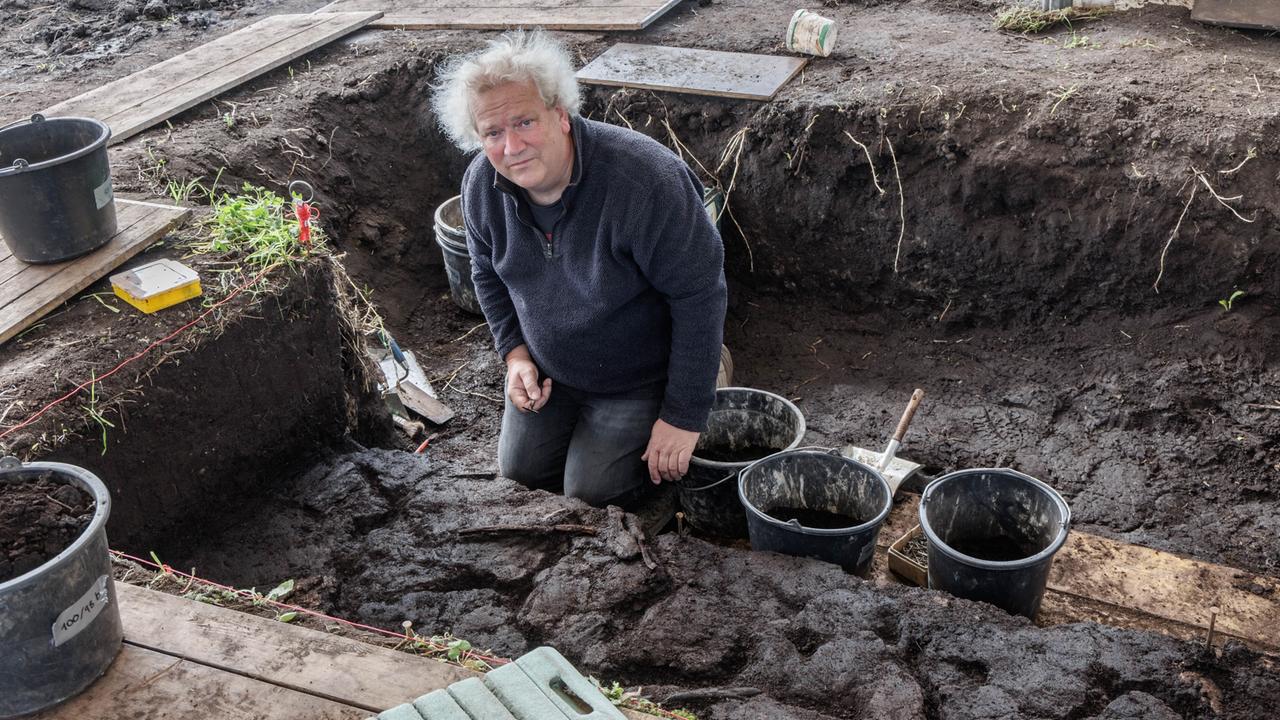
[1219,290,1245,312]
[1064,31,1098,49]
[994,6,1108,34]
[81,372,115,456]
[592,678,699,719]
[265,578,295,602]
[188,182,323,267]
[222,111,236,130]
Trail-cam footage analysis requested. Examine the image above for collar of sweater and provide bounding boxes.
[490,114,588,212]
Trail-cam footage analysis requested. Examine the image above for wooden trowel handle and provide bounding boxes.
[892,389,925,443]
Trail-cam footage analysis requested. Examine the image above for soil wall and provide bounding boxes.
[31,262,389,553]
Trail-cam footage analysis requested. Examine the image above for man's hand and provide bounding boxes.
[505,345,551,413]
[642,419,700,484]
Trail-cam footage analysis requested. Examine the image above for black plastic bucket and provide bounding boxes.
[0,114,116,264]
[918,468,1071,619]
[0,457,122,717]
[676,388,805,537]
[433,195,482,315]
[738,449,892,576]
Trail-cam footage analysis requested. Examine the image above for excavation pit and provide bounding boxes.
[2,1,1279,717]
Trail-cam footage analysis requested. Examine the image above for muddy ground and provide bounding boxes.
[1,0,1279,716]
[167,447,1279,720]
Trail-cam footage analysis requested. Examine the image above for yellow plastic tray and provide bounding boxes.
[110,259,202,314]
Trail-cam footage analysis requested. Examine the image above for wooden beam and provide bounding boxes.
[29,643,366,719]
[315,0,681,31]
[115,584,654,718]
[40,13,382,145]
[116,582,473,713]
[876,493,1280,651]
[0,200,190,345]
[577,43,808,101]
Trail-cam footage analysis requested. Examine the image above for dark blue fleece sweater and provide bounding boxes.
[460,116,727,432]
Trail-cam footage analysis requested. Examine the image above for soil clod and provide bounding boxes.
[0,475,95,583]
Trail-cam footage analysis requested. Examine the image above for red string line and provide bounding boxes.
[0,262,281,442]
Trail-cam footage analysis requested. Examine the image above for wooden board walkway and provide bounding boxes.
[577,44,808,101]
[34,583,650,719]
[0,200,190,345]
[874,493,1280,653]
[1192,0,1280,31]
[41,12,382,146]
[314,0,681,31]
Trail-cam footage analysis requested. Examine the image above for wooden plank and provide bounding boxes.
[116,584,654,719]
[0,200,189,344]
[576,43,807,101]
[41,12,382,145]
[1192,0,1280,31]
[876,493,1280,651]
[0,201,154,290]
[1047,533,1280,650]
[30,643,365,720]
[116,582,475,712]
[316,0,680,30]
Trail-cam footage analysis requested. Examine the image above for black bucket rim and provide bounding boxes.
[0,459,112,593]
[688,386,807,471]
[433,194,466,240]
[738,449,893,537]
[0,115,112,177]
[918,467,1071,571]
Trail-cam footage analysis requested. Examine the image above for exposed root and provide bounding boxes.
[1193,166,1256,223]
[843,130,887,195]
[1153,181,1198,293]
[886,136,906,274]
[717,126,755,273]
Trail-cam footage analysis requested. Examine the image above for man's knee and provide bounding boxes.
[563,460,644,507]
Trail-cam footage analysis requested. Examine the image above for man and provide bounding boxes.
[432,31,727,506]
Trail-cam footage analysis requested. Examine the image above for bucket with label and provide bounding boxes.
[0,114,117,264]
[0,457,122,717]
[786,9,838,58]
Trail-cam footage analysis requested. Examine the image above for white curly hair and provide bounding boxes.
[432,30,581,153]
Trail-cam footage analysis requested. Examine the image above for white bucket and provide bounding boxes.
[786,9,837,58]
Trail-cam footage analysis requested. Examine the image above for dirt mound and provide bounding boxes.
[168,447,1279,719]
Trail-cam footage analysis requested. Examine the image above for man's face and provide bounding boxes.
[472,81,573,201]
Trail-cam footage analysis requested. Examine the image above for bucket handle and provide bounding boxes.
[0,114,44,175]
[684,445,841,492]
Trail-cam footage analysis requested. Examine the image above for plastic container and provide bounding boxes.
[110,258,202,314]
[676,387,806,537]
[0,458,122,717]
[0,114,117,264]
[786,9,838,58]
[433,195,483,315]
[738,449,891,576]
[919,468,1071,619]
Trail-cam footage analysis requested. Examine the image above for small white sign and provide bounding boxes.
[52,575,110,647]
[93,179,113,210]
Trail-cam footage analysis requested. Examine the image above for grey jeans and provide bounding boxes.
[498,380,663,506]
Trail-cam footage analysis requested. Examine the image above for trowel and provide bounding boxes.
[842,389,925,497]
[372,332,455,425]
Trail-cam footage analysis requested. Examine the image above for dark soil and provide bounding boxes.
[0,474,94,582]
[163,447,1280,719]
[764,505,867,529]
[0,0,1277,714]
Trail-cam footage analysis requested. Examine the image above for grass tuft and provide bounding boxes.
[994,6,1109,34]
